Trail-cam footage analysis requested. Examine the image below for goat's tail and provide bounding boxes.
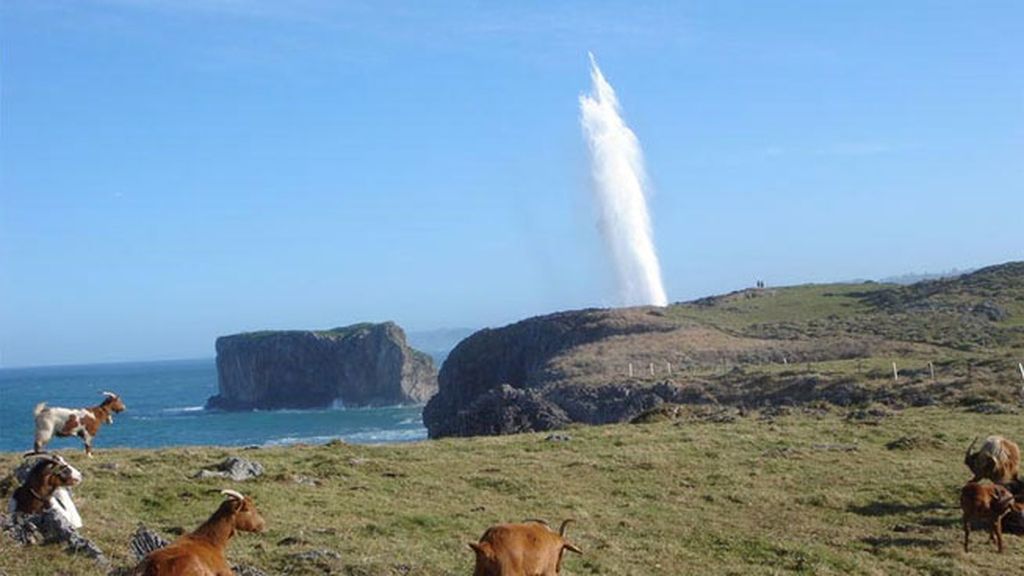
[33,403,46,418]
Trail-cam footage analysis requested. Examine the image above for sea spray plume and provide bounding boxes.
[579,53,668,307]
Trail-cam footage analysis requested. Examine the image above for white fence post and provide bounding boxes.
[892,362,899,382]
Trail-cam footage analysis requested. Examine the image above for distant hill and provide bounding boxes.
[425,262,1024,438]
[878,267,974,285]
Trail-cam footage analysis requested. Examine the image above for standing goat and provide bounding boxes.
[33,391,126,457]
[964,435,1021,485]
[469,519,583,576]
[961,481,1016,553]
[7,452,84,529]
[135,490,266,576]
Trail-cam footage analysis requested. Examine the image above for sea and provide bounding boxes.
[0,359,428,453]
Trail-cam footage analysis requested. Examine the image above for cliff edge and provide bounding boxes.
[207,322,437,410]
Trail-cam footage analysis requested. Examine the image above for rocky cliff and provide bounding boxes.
[422,308,678,437]
[423,262,1024,438]
[207,322,437,410]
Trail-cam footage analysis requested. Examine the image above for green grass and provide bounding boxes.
[3,406,1023,575]
[667,283,887,332]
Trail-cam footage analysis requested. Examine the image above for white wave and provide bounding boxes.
[161,405,204,414]
[262,434,346,447]
[261,428,427,447]
[343,428,427,444]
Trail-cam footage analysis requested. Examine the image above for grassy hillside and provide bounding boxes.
[542,262,1024,408]
[3,406,1023,575]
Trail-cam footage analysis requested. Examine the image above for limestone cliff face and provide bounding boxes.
[207,322,437,410]
[422,309,676,438]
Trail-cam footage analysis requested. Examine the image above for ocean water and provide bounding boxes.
[0,359,427,453]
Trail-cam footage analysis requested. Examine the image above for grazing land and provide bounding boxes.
[2,406,1022,575]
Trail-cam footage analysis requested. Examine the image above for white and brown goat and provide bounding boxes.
[33,391,126,457]
[965,435,1021,486]
[135,490,266,576]
[7,452,84,529]
[469,519,583,576]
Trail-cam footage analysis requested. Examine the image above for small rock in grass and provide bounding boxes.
[193,456,264,481]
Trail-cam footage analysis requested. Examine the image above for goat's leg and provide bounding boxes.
[995,510,1011,553]
[963,518,970,553]
[33,424,52,453]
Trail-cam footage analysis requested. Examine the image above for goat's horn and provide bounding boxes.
[101,391,118,398]
[559,519,575,537]
[220,489,245,501]
[22,451,59,464]
[966,437,979,459]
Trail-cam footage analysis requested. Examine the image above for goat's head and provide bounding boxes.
[468,541,498,576]
[23,452,82,488]
[221,489,265,533]
[965,437,998,480]
[100,391,126,421]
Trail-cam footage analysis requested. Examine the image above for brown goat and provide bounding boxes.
[964,435,1021,485]
[469,519,582,576]
[136,490,265,576]
[961,482,1016,553]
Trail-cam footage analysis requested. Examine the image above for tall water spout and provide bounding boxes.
[580,53,668,307]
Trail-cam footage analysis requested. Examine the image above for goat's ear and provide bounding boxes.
[468,542,488,557]
[564,542,583,555]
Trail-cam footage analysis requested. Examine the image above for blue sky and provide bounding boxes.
[1,1,1021,367]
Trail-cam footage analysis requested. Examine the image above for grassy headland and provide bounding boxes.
[3,406,1023,575]
[6,264,1022,573]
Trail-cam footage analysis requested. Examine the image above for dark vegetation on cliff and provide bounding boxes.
[425,262,1024,438]
[208,322,437,410]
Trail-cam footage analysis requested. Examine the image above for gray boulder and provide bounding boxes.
[194,457,264,482]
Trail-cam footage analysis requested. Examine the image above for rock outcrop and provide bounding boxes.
[423,262,1024,438]
[422,308,678,438]
[207,322,436,410]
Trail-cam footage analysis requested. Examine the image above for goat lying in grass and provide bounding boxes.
[135,490,265,576]
[7,452,83,529]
